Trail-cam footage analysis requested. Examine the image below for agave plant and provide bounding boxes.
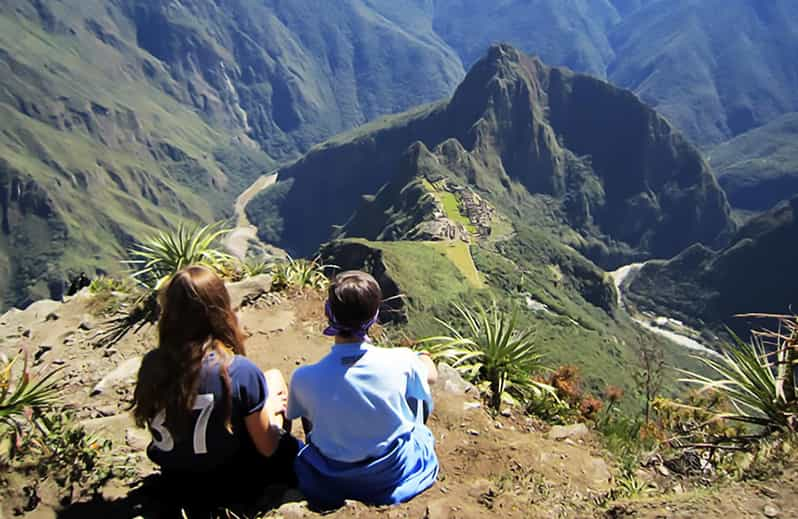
[270,256,331,291]
[125,222,233,291]
[1,352,62,453]
[96,222,233,346]
[679,315,798,433]
[419,301,552,411]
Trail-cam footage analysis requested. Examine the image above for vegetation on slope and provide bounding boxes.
[710,113,798,213]
[627,197,798,337]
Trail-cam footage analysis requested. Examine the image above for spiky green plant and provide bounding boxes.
[679,315,798,433]
[270,256,331,291]
[419,301,552,411]
[97,222,233,346]
[125,222,233,291]
[0,352,62,453]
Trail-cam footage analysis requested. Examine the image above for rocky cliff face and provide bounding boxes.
[250,45,735,268]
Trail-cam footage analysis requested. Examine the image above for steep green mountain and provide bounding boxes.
[609,0,798,146]
[0,0,465,308]
[710,113,798,213]
[248,45,734,268]
[626,196,798,336]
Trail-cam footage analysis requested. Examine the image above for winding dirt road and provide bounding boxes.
[223,172,278,259]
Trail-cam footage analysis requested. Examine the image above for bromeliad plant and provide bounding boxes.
[419,301,552,412]
[0,352,62,458]
[679,314,798,434]
[97,222,233,346]
[270,256,331,292]
[126,222,233,291]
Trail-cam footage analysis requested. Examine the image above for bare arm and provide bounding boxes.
[418,352,438,385]
[244,407,282,457]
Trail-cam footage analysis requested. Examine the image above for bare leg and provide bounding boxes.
[264,368,290,433]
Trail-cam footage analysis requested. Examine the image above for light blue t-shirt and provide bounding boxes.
[286,343,433,463]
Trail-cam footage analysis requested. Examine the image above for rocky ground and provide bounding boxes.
[1,278,796,518]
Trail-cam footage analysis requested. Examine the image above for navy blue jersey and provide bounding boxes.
[147,353,268,473]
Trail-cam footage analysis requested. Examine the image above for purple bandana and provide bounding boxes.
[323,300,379,340]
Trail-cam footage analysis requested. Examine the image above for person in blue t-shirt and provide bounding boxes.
[132,266,300,515]
[287,270,439,508]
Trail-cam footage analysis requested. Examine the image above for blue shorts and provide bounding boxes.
[294,424,439,508]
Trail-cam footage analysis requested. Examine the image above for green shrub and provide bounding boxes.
[679,315,798,433]
[270,256,330,291]
[0,352,61,455]
[419,301,552,412]
[126,222,232,291]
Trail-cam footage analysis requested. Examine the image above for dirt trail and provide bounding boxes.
[223,172,279,259]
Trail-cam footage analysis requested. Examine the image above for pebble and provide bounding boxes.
[462,402,481,411]
[45,312,59,321]
[494,421,503,430]
[500,408,512,417]
[53,359,66,365]
[22,329,31,338]
[467,429,480,436]
[79,316,95,331]
[764,504,780,518]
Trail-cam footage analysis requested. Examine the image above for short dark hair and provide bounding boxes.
[328,270,382,329]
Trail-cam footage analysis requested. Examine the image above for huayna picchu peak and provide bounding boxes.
[248,44,735,268]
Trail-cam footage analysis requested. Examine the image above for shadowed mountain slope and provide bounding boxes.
[710,113,798,213]
[627,196,798,336]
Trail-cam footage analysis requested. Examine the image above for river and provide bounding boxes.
[609,263,718,357]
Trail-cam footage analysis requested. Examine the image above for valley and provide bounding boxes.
[2,2,798,517]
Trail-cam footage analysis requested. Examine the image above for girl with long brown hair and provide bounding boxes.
[133,265,299,513]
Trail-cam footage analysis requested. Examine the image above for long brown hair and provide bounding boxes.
[133,265,246,434]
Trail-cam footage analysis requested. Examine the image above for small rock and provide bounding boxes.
[22,329,31,338]
[500,408,512,417]
[275,500,309,518]
[103,348,118,358]
[79,317,95,331]
[53,359,66,365]
[672,483,685,494]
[494,421,503,430]
[764,504,780,518]
[462,402,481,411]
[657,463,671,477]
[125,428,149,451]
[45,312,59,321]
[34,345,52,362]
[547,423,589,441]
[466,429,480,436]
[564,438,576,446]
[91,357,142,396]
[436,363,476,396]
[96,405,116,417]
[425,501,449,519]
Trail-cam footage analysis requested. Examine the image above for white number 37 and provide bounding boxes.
[151,393,215,454]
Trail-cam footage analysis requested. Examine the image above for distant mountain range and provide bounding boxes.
[710,113,798,214]
[2,0,798,308]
